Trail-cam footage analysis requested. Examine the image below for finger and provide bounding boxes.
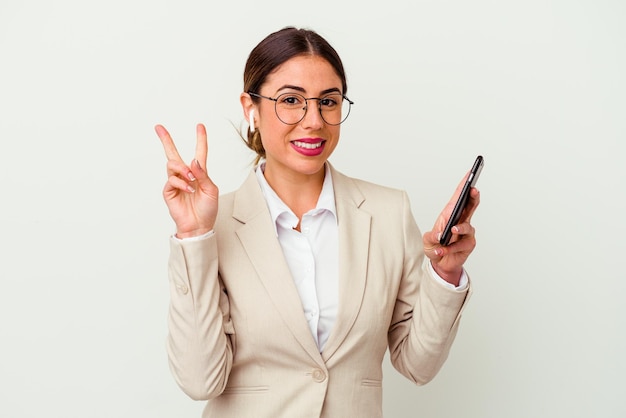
[444,231,476,255]
[446,170,471,209]
[434,171,471,232]
[166,159,196,182]
[449,222,475,238]
[458,187,481,224]
[439,174,480,231]
[155,124,184,162]
[422,230,445,258]
[195,124,208,170]
[164,175,195,197]
[446,221,477,248]
[189,158,210,182]
[189,159,219,196]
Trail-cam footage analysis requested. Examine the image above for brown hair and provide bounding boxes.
[241,27,348,164]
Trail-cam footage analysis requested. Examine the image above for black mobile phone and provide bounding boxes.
[439,155,484,246]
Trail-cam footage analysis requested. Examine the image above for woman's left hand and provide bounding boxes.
[423,172,481,286]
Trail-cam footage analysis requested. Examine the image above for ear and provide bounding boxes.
[240,92,255,121]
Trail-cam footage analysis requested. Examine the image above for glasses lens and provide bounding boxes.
[274,93,307,124]
[274,93,352,125]
[319,93,351,125]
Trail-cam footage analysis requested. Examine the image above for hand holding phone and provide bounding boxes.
[439,155,484,246]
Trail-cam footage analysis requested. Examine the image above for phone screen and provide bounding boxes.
[439,155,484,246]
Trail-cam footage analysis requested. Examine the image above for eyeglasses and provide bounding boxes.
[248,91,354,126]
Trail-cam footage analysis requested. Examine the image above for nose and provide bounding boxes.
[301,99,325,129]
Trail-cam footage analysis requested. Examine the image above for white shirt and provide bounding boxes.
[256,163,338,352]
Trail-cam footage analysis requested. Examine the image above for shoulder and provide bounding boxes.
[217,170,261,212]
[330,165,409,207]
[331,167,423,242]
[215,169,269,229]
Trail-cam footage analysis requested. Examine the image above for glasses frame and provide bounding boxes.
[248,91,354,126]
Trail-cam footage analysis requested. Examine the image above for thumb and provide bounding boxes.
[190,159,218,194]
[422,230,444,258]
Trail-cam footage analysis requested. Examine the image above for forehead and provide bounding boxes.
[262,55,342,94]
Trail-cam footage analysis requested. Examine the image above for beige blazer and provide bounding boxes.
[166,164,471,418]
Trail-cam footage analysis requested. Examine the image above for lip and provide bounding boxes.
[290,138,326,156]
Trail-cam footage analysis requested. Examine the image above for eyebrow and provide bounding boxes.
[276,84,342,96]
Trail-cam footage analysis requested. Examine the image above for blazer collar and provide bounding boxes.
[322,163,371,362]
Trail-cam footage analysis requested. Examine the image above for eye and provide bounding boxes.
[279,94,305,107]
[319,96,340,109]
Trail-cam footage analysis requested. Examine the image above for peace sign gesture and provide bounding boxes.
[155,123,219,238]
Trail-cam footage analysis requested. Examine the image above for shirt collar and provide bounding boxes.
[255,162,337,235]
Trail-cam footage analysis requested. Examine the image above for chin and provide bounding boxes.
[291,159,327,176]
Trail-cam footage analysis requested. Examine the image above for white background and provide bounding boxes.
[1,0,624,417]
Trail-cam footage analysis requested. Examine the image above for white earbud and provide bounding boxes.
[249,109,255,133]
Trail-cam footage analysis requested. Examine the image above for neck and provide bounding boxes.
[263,162,325,220]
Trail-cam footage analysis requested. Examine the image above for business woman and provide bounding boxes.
[156,27,480,418]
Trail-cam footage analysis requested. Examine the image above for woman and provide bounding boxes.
[155,26,479,418]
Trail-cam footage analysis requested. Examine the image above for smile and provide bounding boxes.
[292,140,324,149]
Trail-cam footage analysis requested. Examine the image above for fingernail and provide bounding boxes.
[435,248,443,256]
[437,232,442,241]
[452,226,459,233]
[187,185,195,193]
[187,172,196,181]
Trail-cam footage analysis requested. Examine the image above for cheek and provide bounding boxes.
[257,107,282,134]
[259,122,292,150]
[325,127,341,150]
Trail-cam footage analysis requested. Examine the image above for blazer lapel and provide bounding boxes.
[232,172,324,365]
[322,164,371,362]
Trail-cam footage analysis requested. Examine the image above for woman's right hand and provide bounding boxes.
[155,123,219,238]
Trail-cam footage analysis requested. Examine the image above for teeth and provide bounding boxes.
[293,141,323,149]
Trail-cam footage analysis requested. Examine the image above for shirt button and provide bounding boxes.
[311,368,326,383]
[302,227,310,234]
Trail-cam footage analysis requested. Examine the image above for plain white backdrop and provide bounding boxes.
[1,0,624,417]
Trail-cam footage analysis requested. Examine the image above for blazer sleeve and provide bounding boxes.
[166,234,234,400]
[387,191,471,385]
